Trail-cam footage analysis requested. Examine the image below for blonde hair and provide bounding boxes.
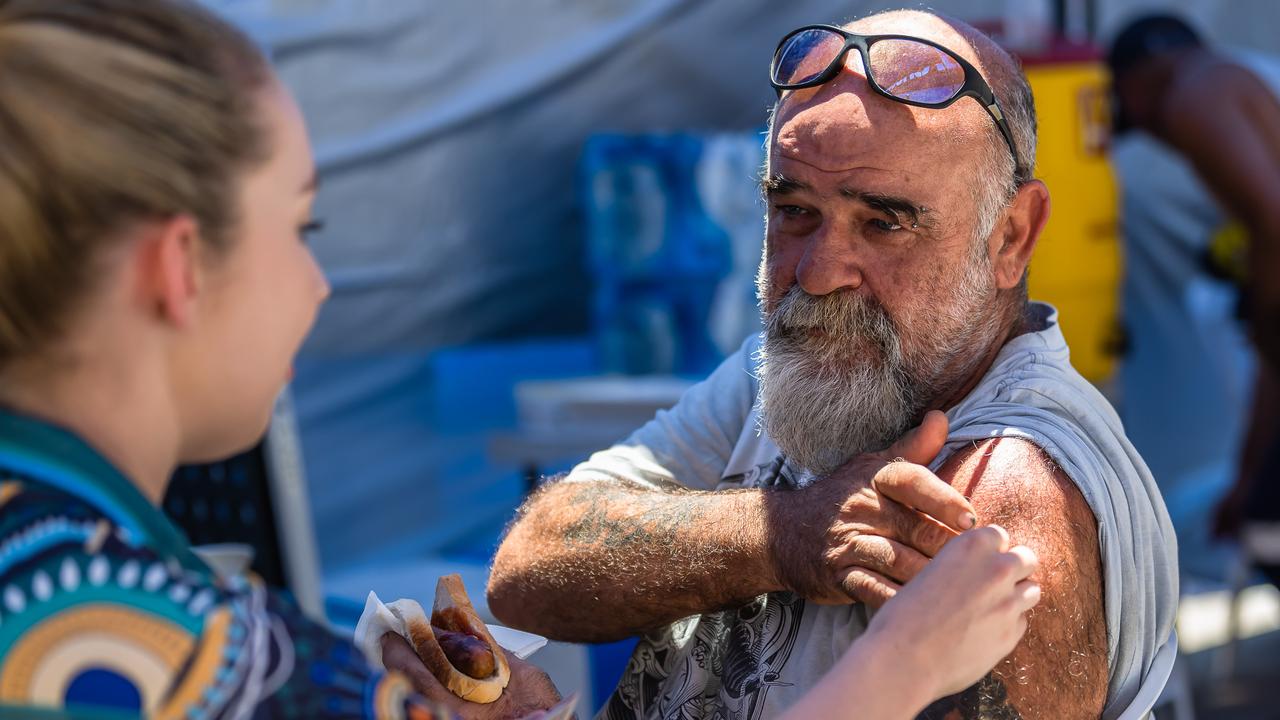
[0,0,271,366]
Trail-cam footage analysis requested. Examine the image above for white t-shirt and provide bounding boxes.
[570,303,1178,720]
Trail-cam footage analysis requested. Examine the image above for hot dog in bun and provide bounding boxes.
[390,574,511,703]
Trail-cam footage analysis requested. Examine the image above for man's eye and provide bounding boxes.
[869,217,903,232]
[775,204,808,217]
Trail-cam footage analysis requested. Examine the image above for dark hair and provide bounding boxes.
[1107,14,1202,82]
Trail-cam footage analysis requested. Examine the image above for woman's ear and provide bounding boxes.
[990,179,1050,290]
[134,215,202,329]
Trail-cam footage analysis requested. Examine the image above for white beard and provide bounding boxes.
[756,250,999,476]
[757,287,919,476]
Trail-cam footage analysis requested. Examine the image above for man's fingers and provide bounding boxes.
[507,655,564,709]
[884,409,949,465]
[838,567,900,608]
[873,460,977,532]
[380,632,416,668]
[831,535,931,584]
[905,513,961,557]
[866,493,959,557]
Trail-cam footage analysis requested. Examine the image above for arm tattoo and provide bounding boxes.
[916,674,1022,720]
[560,483,704,550]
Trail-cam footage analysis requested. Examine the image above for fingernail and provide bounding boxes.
[964,513,977,529]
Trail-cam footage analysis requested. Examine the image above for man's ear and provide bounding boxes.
[133,215,203,330]
[990,179,1050,290]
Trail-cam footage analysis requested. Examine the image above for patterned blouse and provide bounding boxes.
[0,409,446,719]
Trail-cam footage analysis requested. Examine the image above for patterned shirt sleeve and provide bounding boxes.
[0,480,452,719]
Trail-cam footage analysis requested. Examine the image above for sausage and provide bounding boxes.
[400,575,511,703]
[433,627,496,679]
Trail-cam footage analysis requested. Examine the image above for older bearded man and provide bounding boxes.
[487,9,1177,720]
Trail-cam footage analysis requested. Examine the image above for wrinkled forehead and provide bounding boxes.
[770,11,991,172]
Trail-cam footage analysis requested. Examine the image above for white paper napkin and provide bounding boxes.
[354,591,548,670]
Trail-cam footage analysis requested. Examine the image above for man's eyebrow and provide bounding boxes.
[760,174,809,195]
[760,175,937,227]
[844,189,936,227]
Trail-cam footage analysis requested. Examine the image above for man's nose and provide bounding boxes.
[795,225,864,297]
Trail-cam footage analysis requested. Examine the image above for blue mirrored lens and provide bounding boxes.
[774,28,845,86]
[869,39,964,104]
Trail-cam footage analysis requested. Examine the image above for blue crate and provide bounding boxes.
[580,132,766,376]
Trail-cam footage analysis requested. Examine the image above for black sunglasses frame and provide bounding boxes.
[770,24,1022,175]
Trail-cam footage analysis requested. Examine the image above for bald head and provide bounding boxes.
[770,9,1035,194]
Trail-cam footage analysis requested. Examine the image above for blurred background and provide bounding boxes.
[171,1,1280,717]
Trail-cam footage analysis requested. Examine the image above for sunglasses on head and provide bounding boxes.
[770,24,1022,176]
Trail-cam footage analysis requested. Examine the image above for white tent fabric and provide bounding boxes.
[224,0,876,354]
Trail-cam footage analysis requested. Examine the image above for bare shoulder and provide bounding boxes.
[1167,55,1255,101]
[936,437,1096,537]
[920,437,1107,719]
[1164,59,1276,136]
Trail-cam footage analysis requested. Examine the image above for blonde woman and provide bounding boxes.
[0,0,1037,717]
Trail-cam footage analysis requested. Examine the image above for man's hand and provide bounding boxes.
[764,411,978,606]
[488,412,973,641]
[380,633,561,719]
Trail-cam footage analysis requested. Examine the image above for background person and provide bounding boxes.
[1108,13,1280,583]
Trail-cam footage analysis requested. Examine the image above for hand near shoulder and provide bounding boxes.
[764,411,980,606]
[781,525,1039,720]
[865,524,1040,702]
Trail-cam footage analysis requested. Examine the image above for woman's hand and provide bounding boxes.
[780,524,1040,720]
[864,523,1040,701]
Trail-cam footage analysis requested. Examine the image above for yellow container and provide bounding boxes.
[1024,60,1121,383]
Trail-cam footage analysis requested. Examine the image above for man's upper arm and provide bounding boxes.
[921,437,1107,720]
[567,336,758,491]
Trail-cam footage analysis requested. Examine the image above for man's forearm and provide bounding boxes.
[487,478,781,642]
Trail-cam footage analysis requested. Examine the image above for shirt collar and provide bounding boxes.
[0,408,207,573]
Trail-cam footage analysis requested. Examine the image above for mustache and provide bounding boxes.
[764,286,902,358]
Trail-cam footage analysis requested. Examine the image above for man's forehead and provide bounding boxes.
[772,90,939,172]
[770,77,984,174]
[770,10,990,174]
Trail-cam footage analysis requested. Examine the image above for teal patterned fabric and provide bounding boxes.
[0,410,443,719]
